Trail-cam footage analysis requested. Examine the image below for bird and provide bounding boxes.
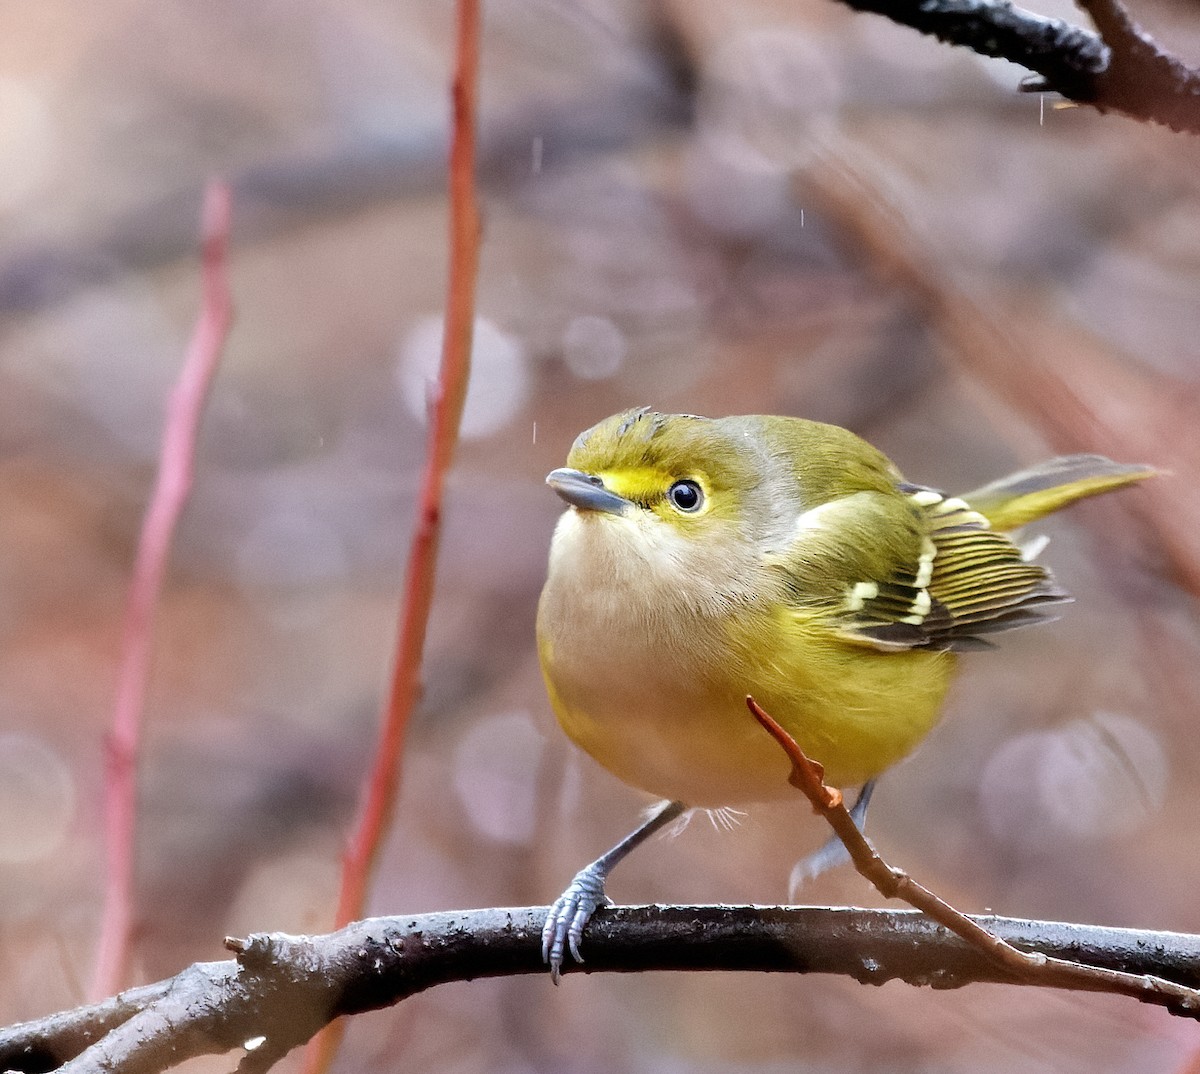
[536,407,1154,979]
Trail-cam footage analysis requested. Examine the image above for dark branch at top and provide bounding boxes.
[1074,0,1200,130]
[834,0,1200,132]
[850,0,1108,83]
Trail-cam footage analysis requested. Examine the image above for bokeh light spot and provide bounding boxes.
[562,315,626,380]
[980,711,1168,848]
[0,78,55,211]
[397,315,529,439]
[452,712,544,845]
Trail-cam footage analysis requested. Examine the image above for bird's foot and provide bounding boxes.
[542,863,611,983]
[788,780,876,897]
[788,834,854,895]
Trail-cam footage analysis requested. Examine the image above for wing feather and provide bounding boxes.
[790,486,1069,653]
[770,455,1143,654]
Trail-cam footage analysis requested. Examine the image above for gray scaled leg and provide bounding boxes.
[543,799,686,982]
[788,780,876,891]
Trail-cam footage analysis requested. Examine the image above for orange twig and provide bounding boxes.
[91,181,234,1000]
[746,695,1200,1015]
[334,0,480,940]
[304,2,482,1070]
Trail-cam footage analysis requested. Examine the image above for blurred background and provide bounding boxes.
[1,0,1199,1071]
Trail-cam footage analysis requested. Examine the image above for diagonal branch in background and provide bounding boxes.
[746,696,1200,1016]
[303,1,483,1071]
[90,180,233,1001]
[830,0,1200,132]
[799,143,1200,596]
[6,908,1200,1074]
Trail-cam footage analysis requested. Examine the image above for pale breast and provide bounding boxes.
[537,508,793,803]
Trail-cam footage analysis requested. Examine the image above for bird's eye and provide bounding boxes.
[667,479,704,513]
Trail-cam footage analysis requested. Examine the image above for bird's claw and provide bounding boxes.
[788,832,854,895]
[788,780,876,897]
[542,864,610,983]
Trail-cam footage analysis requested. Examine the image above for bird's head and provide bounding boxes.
[546,408,764,536]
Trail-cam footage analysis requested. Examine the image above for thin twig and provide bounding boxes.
[90,181,233,1001]
[303,1,482,1070]
[746,695,1200,1016]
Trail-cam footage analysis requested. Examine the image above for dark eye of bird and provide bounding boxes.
[667,479,703,513]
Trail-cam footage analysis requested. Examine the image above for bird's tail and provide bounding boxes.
[963,454,1156,531]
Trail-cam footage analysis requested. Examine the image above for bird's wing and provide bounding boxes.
[768,487,1067,654]
[892,484,1068,651]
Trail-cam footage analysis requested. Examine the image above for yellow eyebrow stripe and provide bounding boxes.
[597,467,673,504]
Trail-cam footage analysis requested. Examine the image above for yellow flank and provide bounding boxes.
[537,409,1154,807]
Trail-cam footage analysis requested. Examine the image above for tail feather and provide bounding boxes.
[963,454,1155,531]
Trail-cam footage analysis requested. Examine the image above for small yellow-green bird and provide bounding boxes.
[537,407,1153,978]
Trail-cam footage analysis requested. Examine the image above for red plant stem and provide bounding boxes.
[332,0,481,935]
[302,8,481,1072]
[90,181,234,1000]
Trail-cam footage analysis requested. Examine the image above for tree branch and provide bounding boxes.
[1072,0,1200,130]
[3,907,1199,1074]
[844,0,1107,87]
[832,0,1200,132]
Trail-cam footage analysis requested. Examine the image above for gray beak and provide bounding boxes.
[546,468,631,516]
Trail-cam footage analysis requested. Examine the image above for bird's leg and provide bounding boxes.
[542,799,687,981]
[788,780,877,893]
